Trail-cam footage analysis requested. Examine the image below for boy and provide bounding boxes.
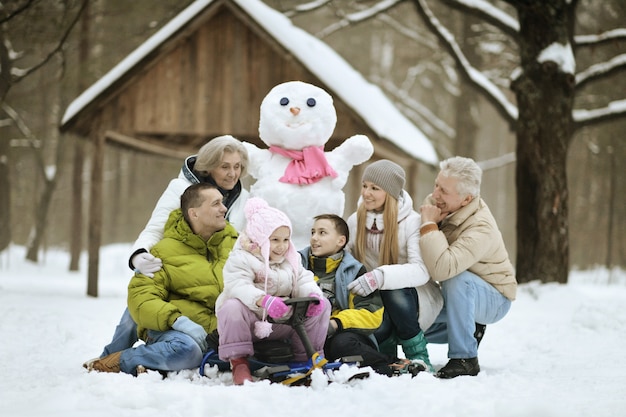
[299,214,424,376]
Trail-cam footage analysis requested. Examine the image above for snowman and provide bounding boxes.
[244,80,374,248]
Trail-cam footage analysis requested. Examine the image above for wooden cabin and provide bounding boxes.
[60,0,438,295]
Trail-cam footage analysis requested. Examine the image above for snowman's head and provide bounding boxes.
[258,81,337,150]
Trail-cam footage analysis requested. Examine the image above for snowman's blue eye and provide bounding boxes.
[280,97,289,106]
[307,98,316,107]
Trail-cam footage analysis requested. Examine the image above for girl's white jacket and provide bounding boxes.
[215,244,322,318]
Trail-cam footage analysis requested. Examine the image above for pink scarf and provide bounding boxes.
[269,145,338,185]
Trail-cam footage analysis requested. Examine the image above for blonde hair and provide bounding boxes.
[353,194,400,266]
[193,135,248,178]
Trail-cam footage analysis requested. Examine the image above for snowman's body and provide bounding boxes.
[244,81,373,248]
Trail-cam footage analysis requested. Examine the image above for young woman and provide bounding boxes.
[345,159,443,372]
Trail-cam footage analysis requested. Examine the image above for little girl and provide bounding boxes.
[215,197,331,385]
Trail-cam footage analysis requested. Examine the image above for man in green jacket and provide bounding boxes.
[86,183,238,375]
[419,156,517,379]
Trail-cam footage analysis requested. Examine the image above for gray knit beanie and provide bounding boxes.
[362,159,406,200]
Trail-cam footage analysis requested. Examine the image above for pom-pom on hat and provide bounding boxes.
[243,197,300,275]
[362,159,406,200]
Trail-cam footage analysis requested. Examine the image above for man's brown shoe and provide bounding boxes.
[88,351,122,373]
[82,357,99,371]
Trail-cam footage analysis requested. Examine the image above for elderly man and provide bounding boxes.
[85,183,238,375]
[420,156,517,379]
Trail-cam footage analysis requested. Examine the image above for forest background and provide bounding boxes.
[1,0,624,282]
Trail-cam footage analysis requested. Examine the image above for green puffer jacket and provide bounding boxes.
[127,208,238,340]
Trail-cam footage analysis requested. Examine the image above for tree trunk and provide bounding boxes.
[87,116,104,298]
[25,177,57,261]
[69,138,84,271]
[511,1,576,283]
[0,17,13,251]
[0,137,10,251]
[26,62,66,262]
[69,1,91,271]
[454,14,479,158]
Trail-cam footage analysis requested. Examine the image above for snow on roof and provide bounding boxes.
[61,0,438,165]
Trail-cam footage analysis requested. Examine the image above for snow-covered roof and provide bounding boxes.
[61,0,438,165]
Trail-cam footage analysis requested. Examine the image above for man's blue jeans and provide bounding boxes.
[118,329,204,375]
[100,308,138,357]
[425,271,511,358]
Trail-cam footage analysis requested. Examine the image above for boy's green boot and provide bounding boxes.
[399,331,434,373]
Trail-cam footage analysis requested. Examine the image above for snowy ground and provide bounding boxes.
[1,244,625,417]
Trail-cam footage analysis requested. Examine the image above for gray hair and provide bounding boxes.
[439,156,482,198]
[194,135,249,178]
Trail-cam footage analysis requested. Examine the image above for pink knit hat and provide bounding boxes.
[243,197,300,275]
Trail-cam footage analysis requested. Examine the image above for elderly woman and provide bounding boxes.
[129,135,249,270]
[83,135,249,368]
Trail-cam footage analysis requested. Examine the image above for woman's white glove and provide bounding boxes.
[347,270,383,297]
[132,252,162,277]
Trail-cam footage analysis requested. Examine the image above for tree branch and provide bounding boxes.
[282,0,332,18]
[476,151,516,171]
[1,102,47,181]
[373,75,456,139]
[12,0,88,84]
[411,0,518,125]
[573,99,626,130]
[441,0,519,39]
[574,28,626,49]
[316,0,407,38]
[0,0,37,24]
[576,53,626,89]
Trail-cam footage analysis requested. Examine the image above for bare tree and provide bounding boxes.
[0,0,88,259]
[68,0,94,271]
[284,0,626,283]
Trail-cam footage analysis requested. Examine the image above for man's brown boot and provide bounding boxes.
[89,351,122,373]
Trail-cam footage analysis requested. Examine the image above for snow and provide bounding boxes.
[60,0,437,165]
[576,54,626,85]
[573,98,626,123]
[450,0,519,33]
[1,244,625,417]
[575,28,626,45]
[537,42,576,74]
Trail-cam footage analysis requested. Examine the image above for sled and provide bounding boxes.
[199,296,369,385]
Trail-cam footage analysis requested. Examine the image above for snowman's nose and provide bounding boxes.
[290,107,301,115]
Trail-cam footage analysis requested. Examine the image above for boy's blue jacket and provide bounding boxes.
[299,247,384,335]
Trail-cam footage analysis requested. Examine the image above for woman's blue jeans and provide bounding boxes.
[373,287,421,342]
[425,271,511,358]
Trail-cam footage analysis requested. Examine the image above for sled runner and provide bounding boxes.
[199,297,369,385]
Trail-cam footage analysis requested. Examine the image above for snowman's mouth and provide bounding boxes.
[286,121,307,128]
